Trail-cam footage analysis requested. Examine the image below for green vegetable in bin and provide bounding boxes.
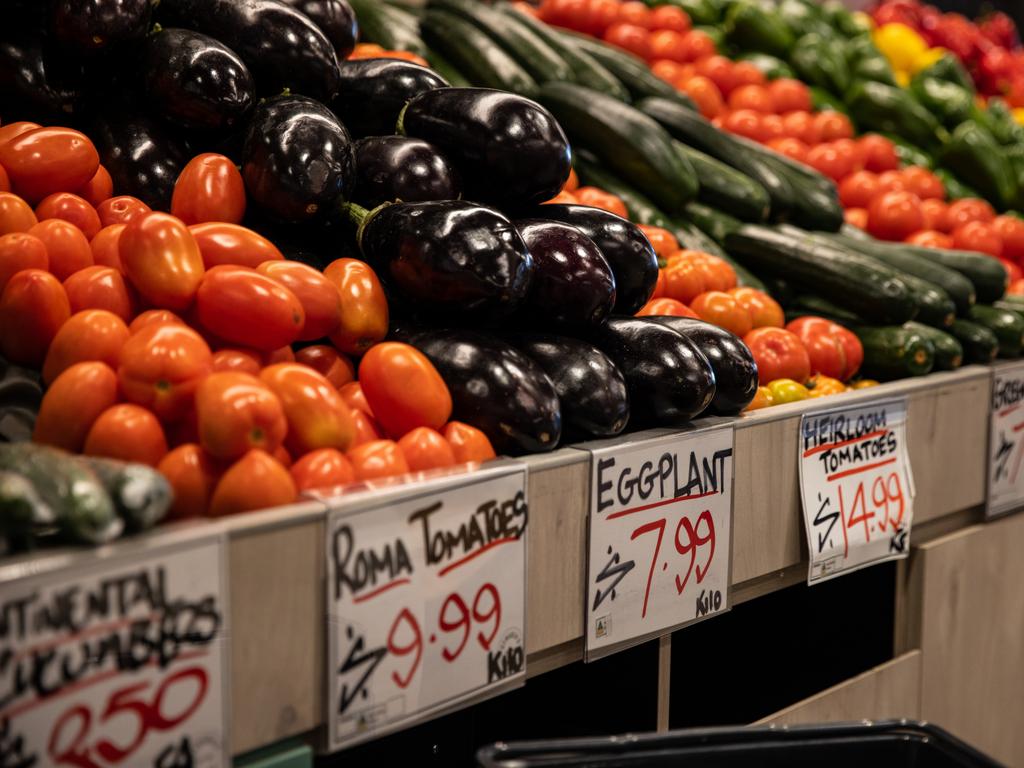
[881,134,934,169]
[0,470,56,544]
[810,87,847,114]
[694,25,724,49]
[725,1,795,58]
[790,33,849,97]
[775,0,831,39]
[976,98,1024,146]
[737,52,794,79]
[909,75,974,128]
[822,0,871,38]
[934,168,979,200]
[845,80,944,151]
[940,122,1019,211]
[643,0,721,25]
[79,456,172,533]
[918,53,975,93]
[852,55,898,87]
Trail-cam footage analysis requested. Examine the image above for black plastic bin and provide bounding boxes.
[476,720,1004,767]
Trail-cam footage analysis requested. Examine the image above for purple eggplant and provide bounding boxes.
[333,58,448,138]
[51,0,153,54]
[353,136,461,208]
[0,37,84,122]
[279,0,358,59]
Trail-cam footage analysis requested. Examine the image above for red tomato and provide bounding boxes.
[28,219,93,280]
[876,169,907,193]
[0,127,99,203]
[651,58,685,84]
[722,109,764,141]
[575,186,629,218]
[830,138,864,174]
[0,166,8,193]
[358,342,452,438]
[76,164,113,207]
[944,198,997,230]
[648,29,688,62]
[767,78,811,113]
[171,153,246,225]
[679,29,716,61]
[196,371,288,459]
[118,323,213,421]
[63,265,135,321]
[1009,278,1024,296]
[584,0,620,35]
[781,111,820,145]
[90,224,125,272]
[0,232,48,292]
[905,230,953,249]
[97,195,151,227]
[730,61,766,89]
[260,362,356,455]
[33,361,118,451]
[211,348,263,375]
[637,225,679,259]
[765,137,809,162]
[900,166,945,200]
[323,258,389,356]
[814,111,853,141]
[35,192,101,239]
[0,122,41,146]
[42,308,129,385]
[349,408,384,447]
[398,427,457,472]
[952,221,1003,257]
[443,422,496,463]
[603,23,651,59]
[340,381,374,417]
[858,134,900,172]
[694,55,736,95]
[188,221,284,269]
[257,260,341,340]
[128,309,184,335]
[839,171,880,209]
[728,84,774,113]
[294,344,355,388]
[346,439,410,481]
[758,114,784,142]
[729,286,784,328]
[681,75,725,118]
[158,443,221,519]
[844,207,869,229]
[617,1,651,27]
[85,404,168,467]
[290,447,356,492]
[0,269,70,366]
[919,198,948,231]
[208,449,296,517]
[994,215,1024,261]
[649,5,690,33]
[690,291,753,336]
[867,191,924,241]
[743,327,812,385]
[999,257,1022,282]
[120,212,205,309]
[805,144,852,182]
[635,297,698,317]
[196,265,304,351]
[785,316,863,381]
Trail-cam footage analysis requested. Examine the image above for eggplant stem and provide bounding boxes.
[344,202,369,227]
[395,103,409,136]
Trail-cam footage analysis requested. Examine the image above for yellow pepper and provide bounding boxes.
[1013,108,1024,126]
[910,46,946,75]
[767,378,810,404]
[849,379,880,390]
[894,70,911,88]
[808,374,846,397]
[744,385,774,411]
[873,23,928,74]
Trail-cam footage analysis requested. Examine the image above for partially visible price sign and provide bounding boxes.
[584,426,733,661]
[987,361,1024,517]
[799,397,914,584]
[324,462,527,752]
[0,527,230,768]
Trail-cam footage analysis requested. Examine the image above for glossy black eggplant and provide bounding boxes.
[333,59,448,138]
[589,318,716,426]
[353,137,461,208]
[279,0,358,59]
[506,333,628,439]
[529,204,658,315]
[0,37,83,122]
[399,88,571,207]
[645,316,758,415]
[512,219,616,327]
[51,0,152,54]
[157,0,341,102]
[409,330,562,454]
[242,95,355,223]
[142,29,255,133]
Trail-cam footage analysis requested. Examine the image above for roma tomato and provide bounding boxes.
[759,115,785,142]
[295,344,355,388]
[838,171,880,209]
[681,75,724,118]
[906,230,953,248]
[743,326,811,385]
[0,122,41,146]
[649,5,690,33]
[765,137,808,163]
[858,134,900,172]
[90,224,125,272]
[867,191,924,241]
[813,111,853,141]
[722,109,763,141]
[728,84,774,113]
[121,213,205,309]
[767,78,810,112]
[0,127,99,203]
[781,111,819,145]
[443,421,496,463]
[844,207,868,229]
[900,166,944,200]
[211,348,263,375]
[257,260,341,340]
[28,219,93,280]
[42,309,129,384]
[196,265,304,350]
[358,342,452,437]
[919,198,947,231]
[349,408,383,447]
[952,221,1003,257]
[731,61,766,89]
[346,439,410,481]
[786,316,863,381]
[97,196,151,227]
[679,29,716,61]
[118,323,212,421]
[617,1,651,27]
[805,144,852,183]
[0,269,70,366]
[157,443,221,519]
[603,23,651,59]
[188,222,283,268]
[35,193,101,239]
[0,232,47,292]
[323,258,389,355]
[290,447,356,492]
[0,166,8,193]
[636,297,698,317]
[265,346,295,364]
[690,291,753,336]
[260,363,356,454]
[196,372,288,460]
[128,309,184,335]
[562,167,579,192]
[171,153,246,225]
[33,361,119,451]
[694,55,735,94]
[943,198,996,230]
[648,30,688,63]
[575,187,628,218]
[0,193,36,235]
[994,215,1024,261]
[63,265,135,320]
[999,257,1022,282]
[340,381,373,416]
[209,449,296,517]
[729,287,784,328]
[694,252,736,291]
[84,404,168,467]
[76,165,113,207]
[398,427,456,471]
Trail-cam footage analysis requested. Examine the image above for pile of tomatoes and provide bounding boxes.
[0,121,496,520]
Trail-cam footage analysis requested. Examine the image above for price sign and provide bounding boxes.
[799,398,914,584]
[584,426,733,661]
[0,528,230,768]
[987,361,1024,517]
[325,462,527,751]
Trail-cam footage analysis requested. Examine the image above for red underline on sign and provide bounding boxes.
[1013,421,1024,432]
[802,429,889,457]
[0,648,209,720]
[605,489,718,520]
[438,537,519,577]
[13,611,162,662]
[352,578,411,604]
[1001,403,1022,417]
[827,457,897,482]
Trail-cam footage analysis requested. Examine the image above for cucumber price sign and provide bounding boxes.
[324,462,527,751]
[799,398,915,584]
[987,361,1024,518]
[0,528,230,768]
[584,425,734,661]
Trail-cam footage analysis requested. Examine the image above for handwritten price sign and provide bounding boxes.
[585,426,733,661]
[987,362,1024,517]
[799,398,915,584]
[325,463,527,751]
[0,528,229,768]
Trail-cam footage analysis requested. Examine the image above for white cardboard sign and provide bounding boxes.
[987,361,1024,518]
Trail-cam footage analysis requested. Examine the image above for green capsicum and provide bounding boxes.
[918,53,975,92]
[940,122,1019,211]
[881,133,934,168]
[776,0,833,39]
[852,54,898,87]
[977,98,1024,146]
[725,1,796,58]
[909,75,974,127]
[790,32,850,96]
[738,52,795,79]
[934,168,980,200]
[810,86,848,114]
[823,0,871,38]
[844,80,944,150]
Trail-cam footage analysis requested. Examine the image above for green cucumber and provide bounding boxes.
[904,322,963,370]
[78,456,172,533]
[420,10,538,96]
[810,87,848,114]
[675,141,770,222]
[350,0,429,55]
[948,318,999,363]
[881,133,934,169]
[684,202,742,245]
[424,46,471,87]
[853,325,935,380]
[994,295,1024,315]
[0,469,56,545]
[934,168,980,200]
[969,304,1024,357]
[537,82,697,213]
[789,294,861,323]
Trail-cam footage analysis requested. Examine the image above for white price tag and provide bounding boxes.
[0,528,230,768]
[584,426,733,661]
[987,361,1024,517]
[799,398,914,584]
[325,463,527,752]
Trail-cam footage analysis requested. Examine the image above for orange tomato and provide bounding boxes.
[744,385,773,411]
[340,381,374,416]
[89,224,125,272]
[767,78,811,112]
[28,219,93,280]
[188,221,283,268]
[196,371,288,459]
[398,427,456,472]
[349,408,384,446]
[760,114,785,142]
[765,137,809,162]
[731,61,766,90]
[84,404,168,466]
[1010,278,1024,296]
[358,342,452,437]
[257,260,342,340]
[563,166,579,192]
[0,232,47,292]
[844,207,869,229]
[543,190,579,205]
[265,346,295,364]
[729,286,784,328]
[35,192,101,239]
[695,252,737,292]
[323,258,389,356]
[33,361,119,451]
[97,195,151,227]
[813,111,853,141]
[838,171,880,209]
[0,127,99,203]
[695,55,736,95]
[63,265,135,321]
[129,309,184,335]
[0,193,37,235]
[208,449,297,517]
[260,362,355,454]
[994,215,1024,261]
[780,110,820,145]
[617,0,651,27]
[171,153,246,225]
[575,186,628,218]
[651,268,667,299]
[120,212,205,309]
[157,443,222,519]
[211,348,263,375]
[905,230,953,249]
[663,258,705,304]
[728,84,774,112]
[295,344,355,388]
[118,323,213,420]
[651,58,685,84]
[690,291,754,336]
[76,164,113,207]
[636,296,698,317]
[273,445,292,468]
[679,28,716,61]
[722,109,764,141]
[347,439,410,481]
[603,23,651,59]
[443,421,496,463]
[0,122,40,146]
[196,265,304,350]
[681,75,724,118]
[648,29,688,63]
[867,191,924,241]
[42,309,129,384]
[637,225,679,259]
[858,134,900,173]
[0,165,8,193]
[290,447,356,492]
[900,166,945,200]
[805,144,852,183]
[0,268,70,366]
[831,138,864,174]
